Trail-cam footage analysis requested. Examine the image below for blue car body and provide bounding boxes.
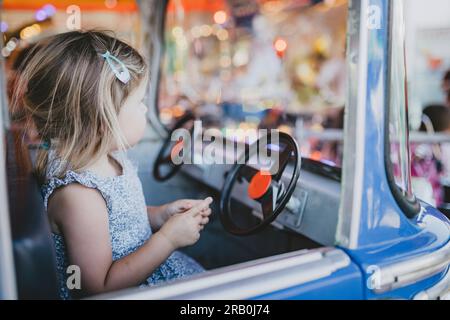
[114,0,449,300]
[257,0,450,300]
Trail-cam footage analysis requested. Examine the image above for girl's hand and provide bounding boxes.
[164,199,205,216]
[158,197,213,249]
[148,198,212,230]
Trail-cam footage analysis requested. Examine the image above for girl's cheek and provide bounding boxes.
[125,119,144,144]
[133,109,147,141]
[118,110,147,147]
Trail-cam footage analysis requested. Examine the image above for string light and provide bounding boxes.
[200,25,213,37]
[35,4,56,22]
[274,38,287,52]
[1,47,10,57]
[0,21,8,33]
[35,10,47,21]
[172,26,183,38]
[43,4,56,16]
[274,37,288,58]
[105,0,118,9]
[20,24,41,40]
[216,29,229,41]
[213,10,227,25]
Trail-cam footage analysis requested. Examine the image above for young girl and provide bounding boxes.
[13,31,212,299]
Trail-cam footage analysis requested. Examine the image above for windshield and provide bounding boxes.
[158,0,348,167]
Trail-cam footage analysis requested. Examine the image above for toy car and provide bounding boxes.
[0,0,449,300]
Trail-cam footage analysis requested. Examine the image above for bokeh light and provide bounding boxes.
[213,11,227,25]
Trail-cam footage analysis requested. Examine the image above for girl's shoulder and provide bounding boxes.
[42,150,138,209]
[42,164,101,211]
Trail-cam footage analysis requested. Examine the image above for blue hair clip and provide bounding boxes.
[101,51,131,84]
[40,140,51,151]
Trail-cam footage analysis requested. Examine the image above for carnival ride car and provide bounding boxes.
[0,0,449,300]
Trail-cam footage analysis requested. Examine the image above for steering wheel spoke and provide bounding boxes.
[272,148,292,182]
[259,186,276,219]
[238,165,259,183]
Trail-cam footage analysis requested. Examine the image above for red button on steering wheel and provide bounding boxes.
[248,171,272,200]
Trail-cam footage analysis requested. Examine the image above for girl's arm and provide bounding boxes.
[49,184,176,297]
[146,205,168,231]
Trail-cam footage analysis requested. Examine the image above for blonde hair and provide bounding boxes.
[12,30,148,183]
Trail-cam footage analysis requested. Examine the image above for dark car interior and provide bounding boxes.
[6,127,59,299]
[132,136,341,271]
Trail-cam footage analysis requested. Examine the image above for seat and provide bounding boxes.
[5,127,59,299]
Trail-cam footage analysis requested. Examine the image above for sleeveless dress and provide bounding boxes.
[41,152,204,299]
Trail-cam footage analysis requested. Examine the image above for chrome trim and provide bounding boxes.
[289,130,450,144]
[93,248,350,300]
[414,269,450,300]
[409,132,450,144]
[139,0,168,139]
[375,241,450,294]
[337,0,369,249]
[0,16,17,299]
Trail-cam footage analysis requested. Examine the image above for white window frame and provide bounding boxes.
[0,11,17,297]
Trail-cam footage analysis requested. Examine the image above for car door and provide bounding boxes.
[94,247,362,300]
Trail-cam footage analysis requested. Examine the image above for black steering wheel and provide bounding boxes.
[153,112,195,182]
[219,132,301,236]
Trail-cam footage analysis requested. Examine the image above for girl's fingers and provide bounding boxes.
[187,197,213,217]
[190,211,209,228]
[177,199,204,211]
[201,208,212,217]
[194,213,203,223]
[194,215,209,227]
[180,203,192,211]
[182,199,201,209]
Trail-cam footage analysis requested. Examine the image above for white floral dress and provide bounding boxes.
[41,153,204,299]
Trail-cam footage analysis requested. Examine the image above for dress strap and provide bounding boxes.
[41,170,109,211]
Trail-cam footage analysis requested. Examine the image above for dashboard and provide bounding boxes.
[180,147,341,246]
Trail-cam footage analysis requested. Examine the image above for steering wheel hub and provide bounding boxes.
[248,170,272,200]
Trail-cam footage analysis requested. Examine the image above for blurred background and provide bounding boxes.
[1,0,450,207]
